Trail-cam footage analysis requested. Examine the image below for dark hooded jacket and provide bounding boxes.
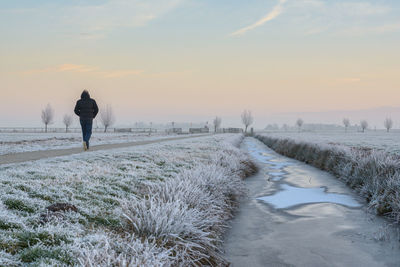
[74,91,99,120]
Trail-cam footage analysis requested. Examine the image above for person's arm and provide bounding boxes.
[74,101,80,116]
[93,100,99,118]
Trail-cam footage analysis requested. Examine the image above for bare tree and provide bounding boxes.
[241,110,254,133]
[63,114,73,133]
[296,118,304,132]
[100,105,115,132]
[213,116,222,133]
[343,118,350,133]
[384,117,393,132]
[41,104,54,133]
[360,120,368,132]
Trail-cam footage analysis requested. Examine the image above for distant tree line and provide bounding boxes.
[343,117,394,133]
[264,117,397,133]
[41,103,116,133]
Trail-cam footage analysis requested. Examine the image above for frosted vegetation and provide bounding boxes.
[0,134,256,266]
[0,132,178,155]
[262,130,400,155]
[256,134,400,224]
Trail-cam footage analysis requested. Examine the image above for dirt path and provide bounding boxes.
[0,135,206,165]
[224,137,400,267]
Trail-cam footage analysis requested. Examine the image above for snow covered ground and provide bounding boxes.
[0,132,180,155]
[259,130,400,155]
[0,134,255,266]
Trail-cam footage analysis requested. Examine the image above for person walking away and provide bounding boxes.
[74,90,99,150]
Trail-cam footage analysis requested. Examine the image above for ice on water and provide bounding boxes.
[258,184,361,209]
[246,138,361,209]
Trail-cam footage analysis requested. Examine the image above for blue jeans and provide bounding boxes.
[80,119,93,148]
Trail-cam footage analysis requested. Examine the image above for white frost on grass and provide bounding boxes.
[262,130,400,155]
[0,132,179,155]
[258,184,361,209]
[0,134,255,265]
[77,232,173,266]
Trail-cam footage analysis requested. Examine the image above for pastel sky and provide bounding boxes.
[1,0,399,127]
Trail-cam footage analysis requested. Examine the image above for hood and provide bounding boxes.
[81,90,90,99]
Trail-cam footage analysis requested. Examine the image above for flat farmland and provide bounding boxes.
[0,132,179,155]
[260,130,400,154]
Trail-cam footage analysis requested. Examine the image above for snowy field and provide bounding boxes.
[0,132,180,155]
[0,134,255,266]
[259,130,400,155]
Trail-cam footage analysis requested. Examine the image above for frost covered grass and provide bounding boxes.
[0,132,178,155]
[0,134,256,266]
[260,130,400,155]
[256,134,400,224]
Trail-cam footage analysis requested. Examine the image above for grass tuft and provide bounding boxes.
[20,246,74,264]
[3,199,35,213]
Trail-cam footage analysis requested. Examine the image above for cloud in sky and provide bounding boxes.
[230,0,287,36]
[228,0,394,37]
[23,64,143,78]
[64,0,185,33]
[57,64,98,73]
[336,2,390,16]
[287,1,394,36]
[339,22,400,36]
[1,0,186,38]
[288,1,391,17]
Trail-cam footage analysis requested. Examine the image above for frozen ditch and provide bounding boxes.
[258,184,361,209]
[245,138,361,209]
[224,138,400,266]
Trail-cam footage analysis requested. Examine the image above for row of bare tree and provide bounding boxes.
[41,103,394,134]
[210,110,254,133]
[343,118,394,133]
[188,110,255,134]
[274,117,395,133]
[41,104,115,133]
[292,117,394,133]
[42,104,255,134]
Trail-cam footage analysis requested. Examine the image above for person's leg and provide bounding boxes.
[80,119,85,140]
[80,119,88,150]
[86,120,93,149]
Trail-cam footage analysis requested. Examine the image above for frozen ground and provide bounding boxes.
[260,130,400,155]
[224,138,400,267]
[0,134,255,266]
[0,132,179,155]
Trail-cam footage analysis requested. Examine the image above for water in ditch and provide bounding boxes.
[224,137,400,267]
[246,137,361,209]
